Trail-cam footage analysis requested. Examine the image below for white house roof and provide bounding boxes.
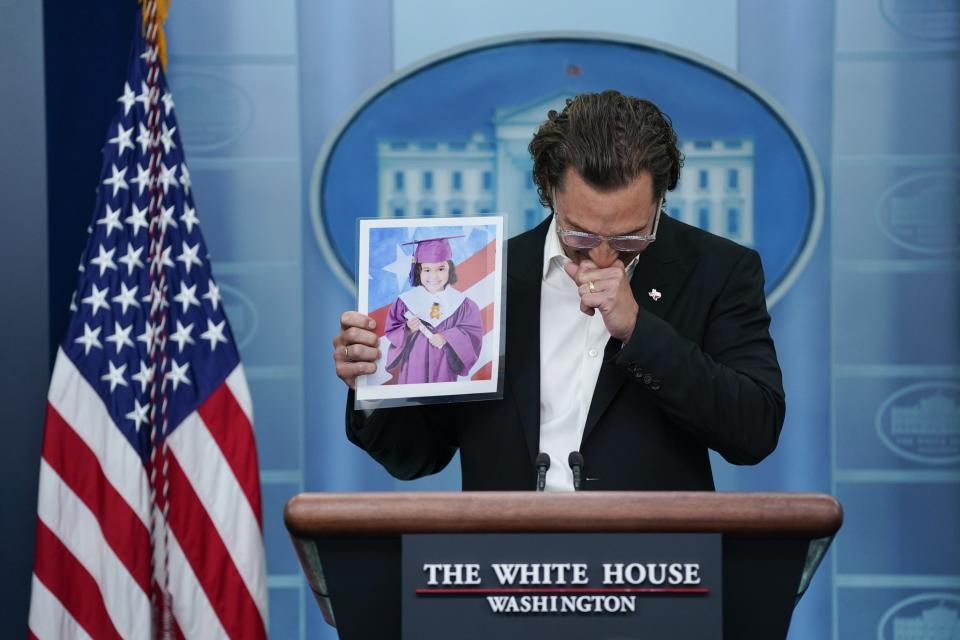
[493,92,576,126]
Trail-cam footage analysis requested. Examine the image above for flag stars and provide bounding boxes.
[112,282,140,313]
[142,281,169,310]
[105,321,135,353]
[125,399,150,432]
[173,282,200,313]
[102,164,129,198]
[135,80,152,111]
[140,45,158,64]
[100,360,128,393]
[179,164,191,196]
[117,82,136,116]
[158,163,179,193]
[81,283,110,315]
[149,245,175,273]
[181,204,199,234]
[137,321,156,351]
[176,241,203,274]
[97,205,124,237]
[89,244,118,277]
[159,122,177,154]
[74,323,103,355]
[169,320,196,353]
[118,244,145,275]
[130,161,151,197]
[200,319,229,351]
[108,123,134,156]
[136,123,152,155]
[159,204,178,232]
[131,359,154,394]
[203,280,221,311]
[165,359,191,391]
[125,203,149,235]
[161,90,174,116]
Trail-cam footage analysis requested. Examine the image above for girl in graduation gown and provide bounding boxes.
[384,237,484,384]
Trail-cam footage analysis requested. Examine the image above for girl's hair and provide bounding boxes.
[413,260,458,287]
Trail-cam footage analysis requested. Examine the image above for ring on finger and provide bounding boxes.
[588,281,596,293]
[343,345,351,362]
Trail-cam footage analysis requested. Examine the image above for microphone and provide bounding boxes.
[535,452,551,491]
[568,451,584,491]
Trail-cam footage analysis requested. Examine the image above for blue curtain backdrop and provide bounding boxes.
[16,1,954,638]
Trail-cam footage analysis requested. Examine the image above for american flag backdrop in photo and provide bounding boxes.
[28,4,267,639]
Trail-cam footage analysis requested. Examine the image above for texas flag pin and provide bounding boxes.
[648,288,662,302]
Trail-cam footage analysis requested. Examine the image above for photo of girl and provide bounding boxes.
[355,215,504,407]
[384,236,484,384]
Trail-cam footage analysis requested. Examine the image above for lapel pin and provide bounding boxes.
[648,288,662,302]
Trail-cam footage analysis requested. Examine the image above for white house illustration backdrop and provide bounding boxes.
[377,94,754,245]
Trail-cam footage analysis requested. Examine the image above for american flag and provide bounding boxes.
[28,5,267,639]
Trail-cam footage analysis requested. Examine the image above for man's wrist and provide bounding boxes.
[613,302,640,343]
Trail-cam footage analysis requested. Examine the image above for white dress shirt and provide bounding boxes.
[539,216,638,491]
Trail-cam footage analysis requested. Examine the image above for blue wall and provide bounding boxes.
[4,1,958,638]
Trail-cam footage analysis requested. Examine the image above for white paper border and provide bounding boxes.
[355,215,505,404]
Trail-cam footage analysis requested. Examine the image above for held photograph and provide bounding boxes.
[355,216,505,407]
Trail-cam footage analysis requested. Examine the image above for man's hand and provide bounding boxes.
[406,316,422,332]
[429,332,447,349]
[333,311,381,389]
[563,259,639,343]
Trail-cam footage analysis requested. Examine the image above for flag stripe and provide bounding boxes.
[369,304,390,338]
[36,459,151,638]
[471,361,493,381]
[28,574,94,640]
[42,403,152,593]
[480,302,494,333]
[166,526,230,639]
[462,271,496,310]
[168,408,268,618]
[165,452,267,639]
[47,349,151,526]
[33,520,123,640]
[451,239,496,293]
[225,365,253,424]
[194,381,263,526]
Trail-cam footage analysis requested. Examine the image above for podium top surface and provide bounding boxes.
[284,491,842,539]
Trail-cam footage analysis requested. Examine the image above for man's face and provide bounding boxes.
[553,168,659,268]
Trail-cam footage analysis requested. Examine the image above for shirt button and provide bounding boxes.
[588,349,598,358]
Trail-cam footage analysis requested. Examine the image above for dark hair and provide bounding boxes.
[528,90,683,208]
[413,260,458,287]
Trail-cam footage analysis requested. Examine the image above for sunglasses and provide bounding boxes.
[553,191,663,252]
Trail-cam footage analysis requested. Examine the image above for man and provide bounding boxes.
[333,90,784,491]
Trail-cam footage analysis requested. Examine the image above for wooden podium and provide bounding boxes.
[285,492,842,639]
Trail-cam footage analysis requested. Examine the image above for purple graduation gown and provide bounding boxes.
[384,289,484,384]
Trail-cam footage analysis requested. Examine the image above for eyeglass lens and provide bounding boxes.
[560,235,649,251]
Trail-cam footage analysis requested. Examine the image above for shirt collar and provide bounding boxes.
[542,214,641,281]
[542,215,568,280]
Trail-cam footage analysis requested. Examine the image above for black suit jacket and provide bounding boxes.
[346,214,785,491]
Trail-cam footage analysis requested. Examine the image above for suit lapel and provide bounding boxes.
[580,215,696,446]
[506,217,550,465]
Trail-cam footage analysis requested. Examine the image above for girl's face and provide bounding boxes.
[420,261,450,293]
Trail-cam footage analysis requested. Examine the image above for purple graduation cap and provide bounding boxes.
[402,235,464,285]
